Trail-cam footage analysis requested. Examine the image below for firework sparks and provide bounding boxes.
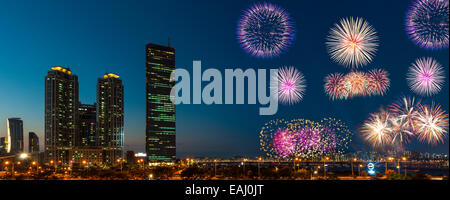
[406,0,449,50]
[260,118,352,160]
[367,69,390,96]
[324,73,348,100]
[388,96,421,143]
[361,98,449,147]
[273,129,297,158]
[407,57,445,96]
[326,17,379,68]
[343,71,369,96]
[237,2,295,58]
[362,109,393,147]
[271,66,306,105]
[415,104,449,145]
[324,69,389,100]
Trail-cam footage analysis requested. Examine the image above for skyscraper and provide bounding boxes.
[6,118,24,154]
[145,43,176,162]
[97,73,124,164]
[78,103,97,147]
[45,66,79,164]
[29,132,39,153]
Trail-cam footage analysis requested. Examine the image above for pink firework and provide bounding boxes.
[273,129,297,158]
[324,73,348,100]
[407,57,445,96]
[272,66,306,104]
[367,69,390,96]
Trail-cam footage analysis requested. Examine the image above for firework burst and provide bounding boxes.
[415,104,449,145]
[343,71,370,96]
[324,73,348,100]
[367,69,390,96]
[407,57,445,96]
[406,0,449,50]
[273,129,297,158]
[326,17,379,68]
[388,96,421,143]
[362,109,393,147]
[260,118,352,160]
[237,2,296,58]
[361,98,449,147]
[271,66,306,105]
[324,69,390,100]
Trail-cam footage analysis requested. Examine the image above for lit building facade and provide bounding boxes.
[7,118,24,154]
[145,43,176,162]
[97,73,124,164]
[78,103,97,147]
[29,132,39,153]
[0,137,6,155]
[45,66,79,164]
[69,146,103,166]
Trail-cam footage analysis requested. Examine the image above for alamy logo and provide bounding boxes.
[170,61,279,115]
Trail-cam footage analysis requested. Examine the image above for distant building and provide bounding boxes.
[29,132,39,153]
[0,137,6,155]
[45,66,79,164]
[126,150,135,164]
[78,103,97,147]
[69,147,103,166]
[145,43,176,162]
[97,73,124,164]
[7,118,24,154]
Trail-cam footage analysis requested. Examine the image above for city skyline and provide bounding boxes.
[0,0,448,157]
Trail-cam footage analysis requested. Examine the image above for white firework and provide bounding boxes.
[326,17,379,68]
[407,57,445,96]
[270,66,306,105]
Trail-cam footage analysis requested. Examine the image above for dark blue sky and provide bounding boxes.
[0,0,448,157]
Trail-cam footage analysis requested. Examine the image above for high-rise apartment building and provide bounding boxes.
[97,73,124,164]
[145,43,176,162]
[45,66,79,164]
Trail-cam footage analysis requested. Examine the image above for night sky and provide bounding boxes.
[0,0,448,157]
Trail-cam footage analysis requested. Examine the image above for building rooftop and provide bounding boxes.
[103,73,120,79]
[51,66,72,75]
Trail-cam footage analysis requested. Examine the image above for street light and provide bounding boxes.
[19,153,28,160]
[323,157,330,178]
[352,158,357,177]
[358,164,363,176]
[258,157,262,178]
[243,158,247,177]
[402,157,407,176]
[213,159,217,177]
[117,158,123,173]
[31,161,38,174]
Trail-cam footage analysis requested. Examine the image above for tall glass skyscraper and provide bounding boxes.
[45,66,78,164]
[6,118,24,154]
[146,43,176,162]
[97,73,124,164]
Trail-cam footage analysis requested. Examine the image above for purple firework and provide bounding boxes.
[237,2,296,58]
[273,129,297,158]
[406,0,449,50]
[296,127,321,153]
